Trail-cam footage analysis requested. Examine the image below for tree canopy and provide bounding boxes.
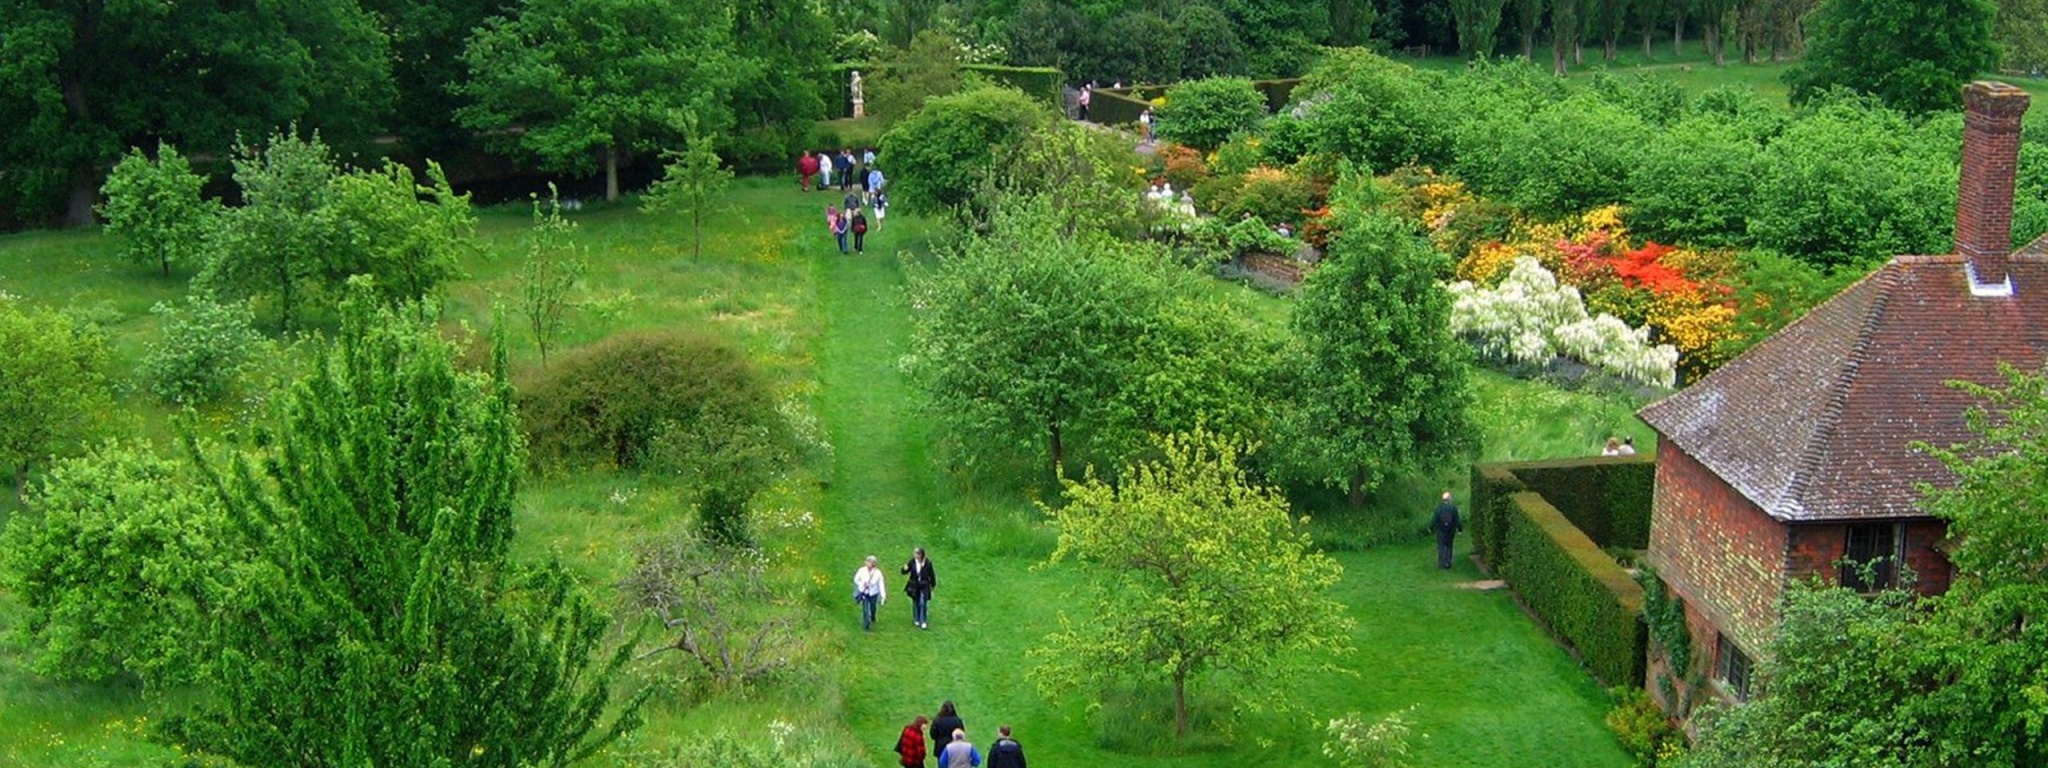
[1786,0,1999,114]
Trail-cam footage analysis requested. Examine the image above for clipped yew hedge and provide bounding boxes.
[1497,491,1648,688]
[1471,456,1654,555]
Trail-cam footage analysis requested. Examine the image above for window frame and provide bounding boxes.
[1840,522,1904,593]
[1714,633,1753,701]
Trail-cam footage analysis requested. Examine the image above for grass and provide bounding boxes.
[0,176,1642,767]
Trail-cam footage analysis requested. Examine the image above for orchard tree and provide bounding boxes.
[198,131,343,331]
[642,128,734,260]
[0,0,389,227]
[171,289,645,766]
[1032,429,1353,738]
[0,441,226,685]
[328,160,477,307]
[460,0,736,202]
[1785,0,1998,114]
[98,143,219,277]
[0,297,115,500]
[1278,186,1475,508]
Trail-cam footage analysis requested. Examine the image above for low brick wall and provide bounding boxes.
[1240,251,1305,285]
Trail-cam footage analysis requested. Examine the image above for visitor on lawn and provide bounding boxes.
[1618,436,1638,455]
[930,701,966,749]
[1430,491,1463,570]
[1078,83,1091,121]
[868,166,886,197]
[828,205,848,255]
[798,152,819,192]
[901,547,937,629]
[895,715,930,768]
[863,147,877,168]
[851,207,869,254]
[853,555,886,630]
[938,729,980,768]
[873,191,888,229]
[844,189,864,215]
[836,149,856,191]
[818,150,834,189]
[986,725,1026,768]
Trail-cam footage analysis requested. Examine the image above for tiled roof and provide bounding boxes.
[1639,253,2048,522]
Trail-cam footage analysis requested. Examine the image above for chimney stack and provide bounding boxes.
[1957,81,2031,289]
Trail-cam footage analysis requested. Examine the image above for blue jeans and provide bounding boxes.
[835,231,848,253]
[913,594,930,625]
[857,593,879,630]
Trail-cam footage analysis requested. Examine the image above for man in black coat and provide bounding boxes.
[987,725,1026,768]
[1430,491,1463,570]
[902,547,938,629]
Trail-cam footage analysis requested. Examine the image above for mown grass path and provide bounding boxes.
[799,198,1633,767]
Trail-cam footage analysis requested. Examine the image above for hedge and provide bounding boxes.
[964,64,1064,103]
[1474,456,1655,552]
[1470,462,1525,571]
[812,63,1066,119]
[1090,89,1153,126]
[1497,491,1649,688]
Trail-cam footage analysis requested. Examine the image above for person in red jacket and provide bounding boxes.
[798,153,820,192]
[895,715,930,767]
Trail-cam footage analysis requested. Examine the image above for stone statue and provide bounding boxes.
[850,70,866,118]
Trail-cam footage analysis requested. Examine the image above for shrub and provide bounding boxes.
[1296,50,1451,172]
[141,297,265,406]
[1155,143,1211,190]
[879,85,1051,216]
[0,441,227,685]
[1226,166,1319,226]
[1447,256,1679,388]
[518,331,791,541]
[1628,117,1765,248]
[1496,491,1647,688]
[1505,457,1656,549]
[1324,706,1421,768]
[1606,686,1684,766]
[1452,93,1646,219]
[1156,76,1267,150]
[1748,99,1956,268]
[98,142,219,277]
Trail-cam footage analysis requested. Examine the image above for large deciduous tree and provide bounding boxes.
[1785,0,1998,114]
[170,290,645,766]
[0,0,390,227]
[1031,429,1353,738]
[880,85,1051,218]
[1450,0,1511,58]
[0,297,114,500]
[1277,184,1475,508]
[459,0,736,202]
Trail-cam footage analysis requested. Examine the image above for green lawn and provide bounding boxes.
[0,177,1639,767]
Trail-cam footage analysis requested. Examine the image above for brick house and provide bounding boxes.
[1636,81,2047,710]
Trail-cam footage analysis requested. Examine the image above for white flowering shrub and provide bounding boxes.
[1325,707,1420,768]
[1447,256,1678,387]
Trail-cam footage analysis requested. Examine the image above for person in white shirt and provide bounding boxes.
[853,555,887,631]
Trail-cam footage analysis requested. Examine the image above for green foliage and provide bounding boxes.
[1628,117,1766,247]
[197,130,343,331]
[1494,491,1647,688]
[1190,215,1299,259]
[1174,3,1249,78]
[1638,566,1693,680]
[1156,77,1267,151]
[879,85,1051,216]
[1296,50,1452,172]
[1504,457,1656,549]
[1277,184,1475,506]
[1747,99,1957,268]
[172,290,645,765]
[647,725,869,768]
[0,296,114,499]
[1996,0,2048,73]
[1605,687,1683,767]
[621,530,804,692]
[0,441,227,685]
[1207,0,1331,76]
[989,120,1153,238]
[1324,707,1421,768]
[520,186,588,367]
[141,297,265,406]
[459,0,736,200]
[1449,0,1510,58]
[1032,430,1354,738]
[97,142,218,276]
[724,0,834,170]
[1786,0,1998,114]
[1453,92,1647,219]
[642,128,736,260]
[1715,250,1856,361]
[1468,464,1524,567]
[867,31,971,123]
[327,160,476,307]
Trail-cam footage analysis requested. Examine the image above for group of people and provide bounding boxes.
[804,148,886,255]
[894,701,1027,768]
[852,547,937,631]
[1602,436,1639,456]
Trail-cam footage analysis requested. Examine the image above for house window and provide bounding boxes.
[1841,523,1902,592]
[1715,634,1753,701]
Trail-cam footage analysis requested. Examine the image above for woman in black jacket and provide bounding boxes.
[901,547,937,629]
[929,700,964,751]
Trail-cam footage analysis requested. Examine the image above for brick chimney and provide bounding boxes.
[1957,81,2031,291]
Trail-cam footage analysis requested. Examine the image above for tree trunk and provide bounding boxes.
[1048,419,1064,478]
[605,144,621,202]
[1348,466,1367,509]
[13,463,25,504]
[1173,667,1189,738]
[1522,29,1536,60]
[1642,21,1654,58]
[1673,9,1686,56]
[1574,38,1584,65]
[1710,22,1725,65]
[60,5,102,229]
[278,263,296,332]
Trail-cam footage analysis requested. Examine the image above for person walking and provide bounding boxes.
[844,188,863,216]
[895,715,930,768]
[873,191,888,230]
[1430,491,1463,570]
[818,150,834,190]
[1078,84,1092,121]
[937,730,980,768]
[827,206,848,254]
[850,207,869,254]
[798,152,820,191]
[901,547,937,629]
[986,726,1026,768]
[867,165,886,198]
[836,149,856,191]
[1139,107,1154,142]
[929,701,965,749]
[853,555,886,630]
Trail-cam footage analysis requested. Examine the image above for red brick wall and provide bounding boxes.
[1645,438,1785,663]
[1240,252,1305,285]
[1957,82,2031,266]
[1785,520,1953,596]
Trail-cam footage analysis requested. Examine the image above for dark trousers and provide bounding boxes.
[853,230,865,252]
[1436,535,1455,569]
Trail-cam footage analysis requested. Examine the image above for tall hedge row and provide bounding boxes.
[1509,456,1656,549]
[1497,491,1649,688]
[813,63,1066,119]
[1470,462,1524,569]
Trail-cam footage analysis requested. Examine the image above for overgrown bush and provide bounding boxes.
[1296,50,1451,173]
[0,441,228,685]
[1225,166,1319,227]
[519,330,791,541]
[880,85,1051,216]
[1605,686,1684,766]
[1747,98,1956,268]
[1157,76,1267,150]
[142,297,265,406]
[98,142,219,277]
[1325,706,1421,768]
[1495,491,1648,688]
